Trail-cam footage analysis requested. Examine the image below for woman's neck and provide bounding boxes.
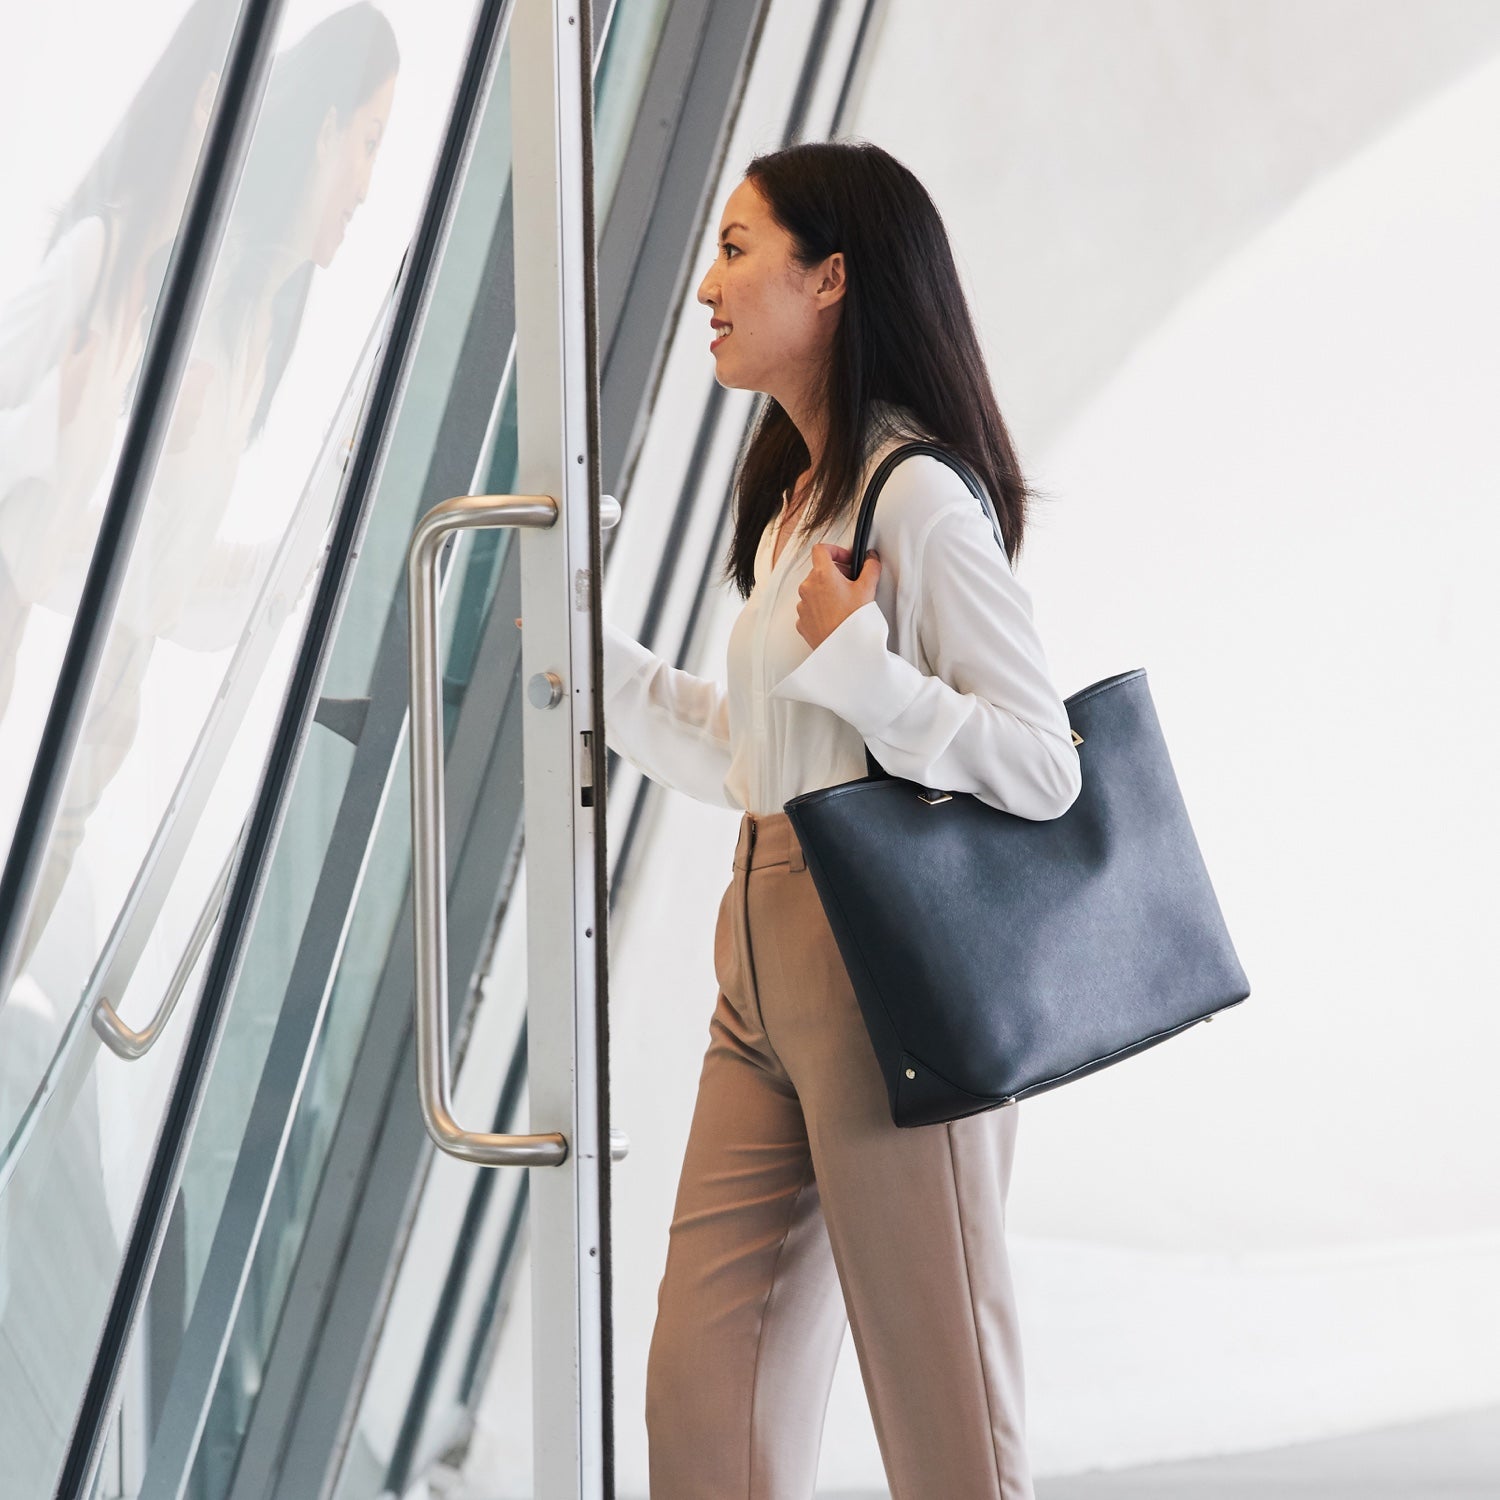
[776,380,826,478]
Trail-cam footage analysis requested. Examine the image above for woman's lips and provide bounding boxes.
[710,322,732,351]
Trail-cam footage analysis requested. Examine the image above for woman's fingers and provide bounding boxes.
[818,542,873,579]
[828,545,853,575]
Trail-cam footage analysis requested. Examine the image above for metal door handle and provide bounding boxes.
[92,848,235,1059]
[408,492,567,1166]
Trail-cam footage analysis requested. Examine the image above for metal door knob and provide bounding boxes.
[528,671,563,708]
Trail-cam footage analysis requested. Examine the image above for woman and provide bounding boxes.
[602,141,1080,1499]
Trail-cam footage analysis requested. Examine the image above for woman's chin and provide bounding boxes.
[311,220,347,270]
[710,355,745,390]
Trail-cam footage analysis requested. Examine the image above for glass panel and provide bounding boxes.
[592,0,672,218]
[0,0,243,869]
[329,879,533,1499]
[0,2,486,1490]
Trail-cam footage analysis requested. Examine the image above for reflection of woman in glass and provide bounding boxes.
[0,0,233,1377]
[0,0,232,720]
[115,0,401,646]
[18,2,400,967]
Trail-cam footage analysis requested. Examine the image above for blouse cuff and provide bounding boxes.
[768,600,925,736]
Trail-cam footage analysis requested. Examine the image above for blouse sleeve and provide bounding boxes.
[601,618,739,809]
[768,491,1081,821]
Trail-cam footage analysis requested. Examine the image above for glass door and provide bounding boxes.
[0,0,611,1495]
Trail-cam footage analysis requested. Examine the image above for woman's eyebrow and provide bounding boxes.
[719,222,749,239]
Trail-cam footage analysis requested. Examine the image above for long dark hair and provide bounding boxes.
[214,1,399,438]
[48,0,236,344]
[722,140,1040,600]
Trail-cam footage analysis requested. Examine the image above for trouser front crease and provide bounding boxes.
[645,811,1035,1500]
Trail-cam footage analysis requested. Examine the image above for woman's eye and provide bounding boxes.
[722,242,740,259]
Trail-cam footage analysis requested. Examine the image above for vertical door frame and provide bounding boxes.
[509,0,610,1492]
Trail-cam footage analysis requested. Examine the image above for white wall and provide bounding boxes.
[502,3,1500,1493]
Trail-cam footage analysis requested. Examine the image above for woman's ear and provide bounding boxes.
[816,250,847,309]
[315,103,339,164]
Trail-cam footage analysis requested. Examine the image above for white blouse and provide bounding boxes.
[601,418,1082,820]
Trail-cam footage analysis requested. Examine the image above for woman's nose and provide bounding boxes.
[696,266,716,306]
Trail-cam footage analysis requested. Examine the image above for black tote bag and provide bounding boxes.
[783,443,1250,1128]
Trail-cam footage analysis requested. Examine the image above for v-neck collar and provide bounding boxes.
[756,406,930,587]
[769,499,805,575]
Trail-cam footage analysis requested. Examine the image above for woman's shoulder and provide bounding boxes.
[862,427,987,552]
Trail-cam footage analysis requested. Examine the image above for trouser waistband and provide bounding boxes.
[733,810,806,872]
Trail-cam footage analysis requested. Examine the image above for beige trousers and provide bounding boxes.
[645,810,1035,1500]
